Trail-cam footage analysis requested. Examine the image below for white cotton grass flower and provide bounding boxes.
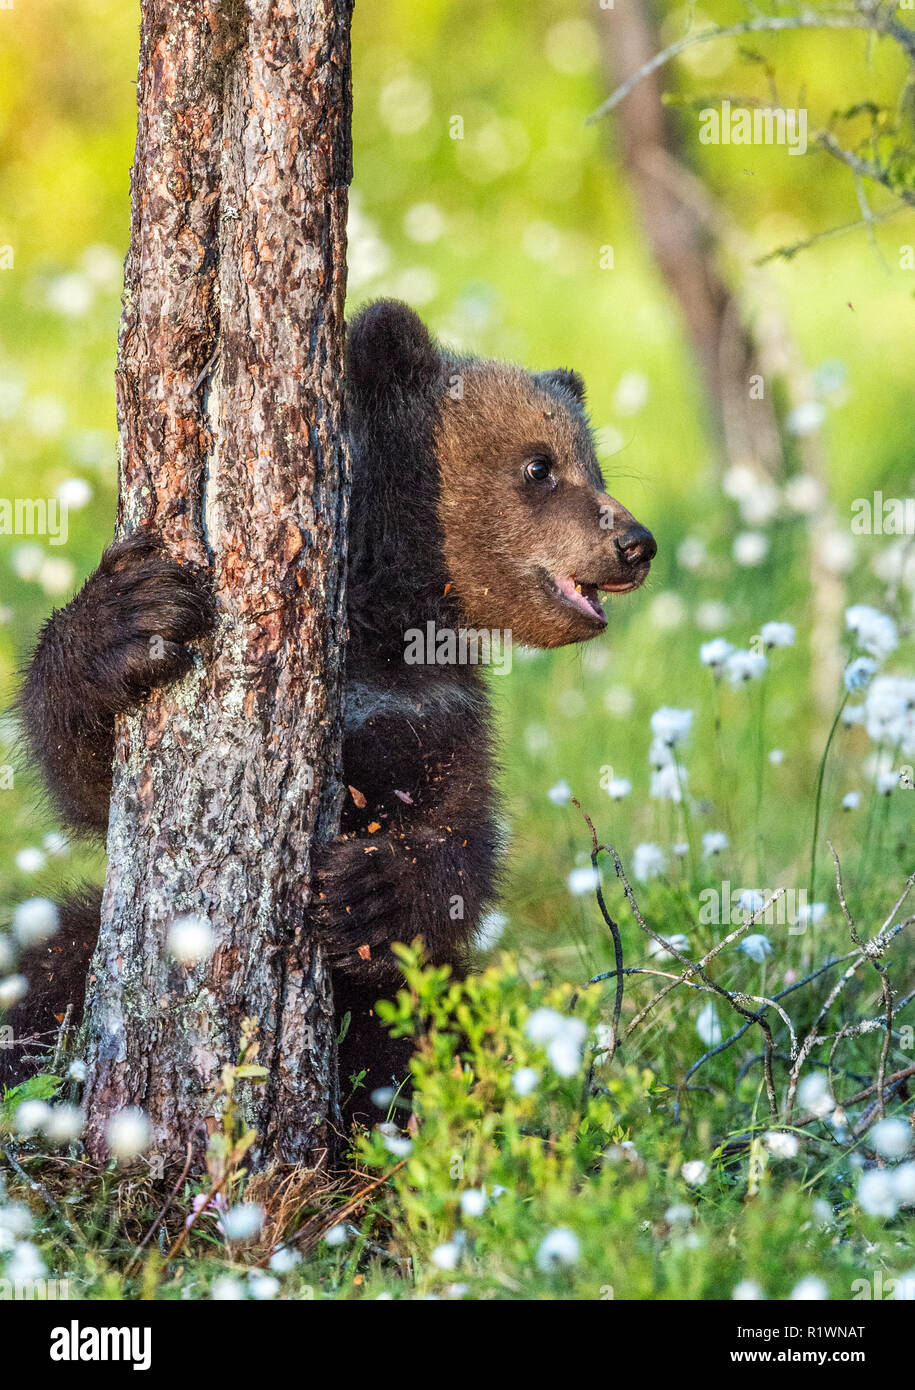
[724,650,768,685]
[732,1278,764,1300]
[760,621,795,649]
[894,1163,915,1207]
[844,656,877,692]
[247,1273,280,1300]
[40,557,76,597]
[14,1099,52,1136]
[269,1246,302,1272]
[44,1104,84,1144]
[700,637,734,670]
[845,605,898,663]
[381,1132,412,1157]
[603,1140,640,1165]
[733,531,769,567]
[43,831,70,857]
[681,1160,709,1187]
[14,847,47,874]
[650,763,687,803]
[876,771,898,796]
[512,1066,540,1097]
[764,1131,799,1159]
[524,1008,587,1077]
[786,401,826,436]
[594,1023,615,1062]
[567,866,600,896]
[701,830,729,857]
[738,889,766,915]
[677,535,707,570]
[106,1108,152,1161]
[865,676,915,749]
[431,1241,461,1270]
[696,600,731,630]
[535,1227,580,1272]
[650,707,693,747]
[0,1203,33,1238]
[546,1017,587,1078]
[768,748,785,765]
[6,1242,46,1283]
[796,901,827,928]
[166,914,216,965]
[648,933,690,962]
[522,1011,567,1045]
[56,477,93,510]
[12,544,45,581]
[211,1276,245,1300]
[0,975,29,1010]
[67,1059,87,1083]
[632,842,667,882]
[547,779,572,805]
[604,777,632,800]
[857,1168,899,1220]
[649,737,675,770]
[812,1199,835,1228]
[870,1118,911,1160]
[790,1275,829,1300]
[460,1189,487,1219]
[649,592,687,630]
[46,272,94,319]
[323,1223,349,1248]
[222,1203,265,1242]
[604,685,634,716]
[12,897,60,947]
[723,466,780,525]
[817,530,856,575]
[842,791,861,810]
[696,1002,722,1047]
[475,909,507,951]
[525,1009,568,1044]
[740,934,773,964]
[672,841,690,858]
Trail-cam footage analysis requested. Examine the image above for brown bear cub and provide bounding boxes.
[5,300,655,1125]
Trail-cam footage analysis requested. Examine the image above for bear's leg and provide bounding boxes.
[0,885,101,1088]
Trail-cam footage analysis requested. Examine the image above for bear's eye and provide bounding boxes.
[524,456,553,484]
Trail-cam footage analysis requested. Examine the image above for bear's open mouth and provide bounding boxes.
[545,571,646,625]
[549,575,608,625]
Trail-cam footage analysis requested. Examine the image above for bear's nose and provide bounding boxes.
[614,523,656,566]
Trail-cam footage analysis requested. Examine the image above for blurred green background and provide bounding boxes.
[0,0,912,984]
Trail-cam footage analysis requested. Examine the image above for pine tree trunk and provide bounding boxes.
[81,0,353,1168]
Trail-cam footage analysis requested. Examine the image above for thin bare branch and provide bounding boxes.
[588,10,915,124]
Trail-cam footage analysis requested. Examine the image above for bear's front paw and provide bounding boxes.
[85,531,217,712]
[310,835,401,969]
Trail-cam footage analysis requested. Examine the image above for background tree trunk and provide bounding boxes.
[597,0,783,478]
[598,0,845,708]
[81,0,353,1168]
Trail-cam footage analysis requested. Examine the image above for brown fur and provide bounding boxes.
[4,301,655,1127]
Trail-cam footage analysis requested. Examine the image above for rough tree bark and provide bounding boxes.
[81,0,353,1167]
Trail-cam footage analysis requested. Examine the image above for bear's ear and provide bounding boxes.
[346,300,440,401]
[536,367,587,405]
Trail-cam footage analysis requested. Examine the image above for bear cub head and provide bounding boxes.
[346,299,656,652]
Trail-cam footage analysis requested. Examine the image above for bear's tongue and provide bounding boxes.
[554,575,606,623]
